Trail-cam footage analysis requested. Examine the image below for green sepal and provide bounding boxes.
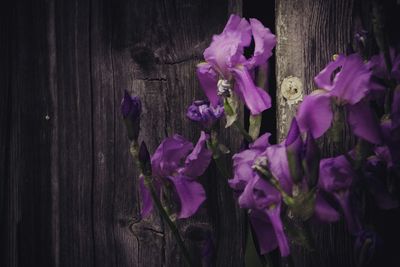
[287,188,317,221]
[249,114,262,141]
[224,96,239,128]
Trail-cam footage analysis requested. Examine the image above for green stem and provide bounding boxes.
[208,130,231,179]
[254,166,294,206]
[233,120,253,142]
[143,176,196,267]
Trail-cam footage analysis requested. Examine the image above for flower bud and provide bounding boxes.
[139,141,151,175]
[121,90,142,141]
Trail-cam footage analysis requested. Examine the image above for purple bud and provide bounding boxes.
[304,131,320,188]
[285,118,303,183]
[139,141,151,175]
[186,100,224,130]
[121,90,142,140]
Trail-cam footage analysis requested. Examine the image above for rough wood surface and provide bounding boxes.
[276,1,400,267]
[0,0,245,266]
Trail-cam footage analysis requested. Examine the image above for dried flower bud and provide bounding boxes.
[121,90,142,140]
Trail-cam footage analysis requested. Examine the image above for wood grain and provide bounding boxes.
[0,0,245,266]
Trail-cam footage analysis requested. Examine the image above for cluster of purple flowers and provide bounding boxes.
[122,13,400,264]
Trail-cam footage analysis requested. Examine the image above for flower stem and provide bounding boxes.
[233,120,254,143]
[143,175,196,267]
[208,130,231,179]
[129,141,196,267]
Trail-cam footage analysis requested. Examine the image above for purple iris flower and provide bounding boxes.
[296,54,382,144]
[140,131,212,219]
[229,133,291,256]
[197,14,276,115]
[186,100,224,130]
[367,48,400,83]
[319,155,362,234]
[121,90,142,140]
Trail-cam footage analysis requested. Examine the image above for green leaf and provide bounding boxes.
[249,114,262,141]
[224,95,239,128]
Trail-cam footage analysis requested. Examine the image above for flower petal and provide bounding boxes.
[265,203,290,257]
[151,135,193,177]
[222,14,252,47]
[183,131,212,177]
[296,90,333,138]
[330,54,371,104]
[167,175,206,219]
[196,63,220,107]
[347,101,382,144]
[246,18,276,69]
[265,144,292,193]
[314,54,346,89]
[313,194,340,223]
[249,211,278,255]
[231,66,272,115]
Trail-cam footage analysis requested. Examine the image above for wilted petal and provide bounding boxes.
[151,135,193,177]
[139,175,154,218]
[183,131,212,177]
[330,54,371,104]
[246,18,276,68]
[347,101,382,144]
[231,65,272,115]
[296,90,333,138]
[196,63,220,106]
[313,194,340,223]
[167,175,206,219]
[315,55,346,90]
[249,211,278,255]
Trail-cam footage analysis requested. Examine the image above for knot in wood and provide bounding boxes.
[281,76,303,105]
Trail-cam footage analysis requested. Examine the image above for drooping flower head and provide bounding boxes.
[140,132,212,219]
[296,54,382,144]
[197,14,276,115]
[186,100,224,130]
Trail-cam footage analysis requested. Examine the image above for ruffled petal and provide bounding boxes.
[167,175,206,219]
[196,62,220,106]
[222,14,252,47]
[314,54,346,90]
[151,135,193,177]
[296,90,333,138]
[330,54,371,104]
[231,65,272,115]
[347,101,382,144]
[246,18,276,69]
[183,131,212,177]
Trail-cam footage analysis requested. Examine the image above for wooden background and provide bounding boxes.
[1,0,399,266]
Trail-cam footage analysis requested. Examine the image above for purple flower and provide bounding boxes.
[186,100,224,130]
[367,48,400,83]
[296,54,382,144]
[140,132,212,219]
[197,14,276,115]
[121,90,142,140]
[319,155,362,234]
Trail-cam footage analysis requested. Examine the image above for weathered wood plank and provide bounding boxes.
[276,1,400,267]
